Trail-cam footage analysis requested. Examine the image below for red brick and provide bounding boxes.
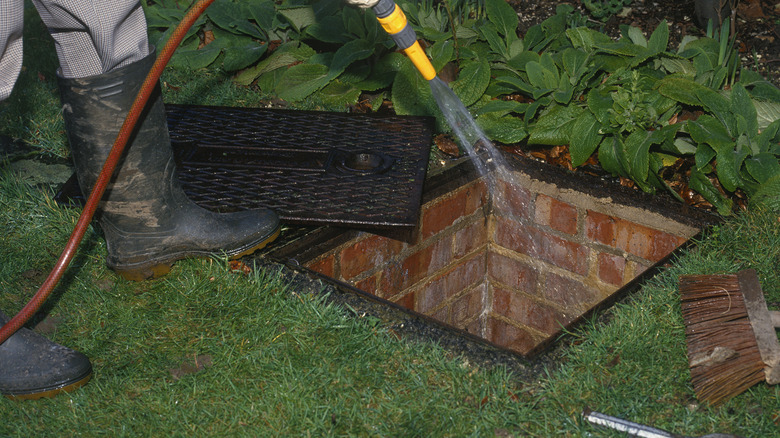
[450,285,485,327]
[487,251,538,294]
[379,238,452,295]
[394,291,416,311]
[587,213,686,262]
[487,317,539,355]
[431,306,449,322]
[421,183,486,240]
[339,235,403,280]
[454,220,487,258]
[535,195,578,235]
[598,253,626,286]
[417,255,486,313]
[495,218,590,276]
[493,287,574,335]
[586,210,616,246]
[307,254,335,278]
[465,318,483,337]
[648,232,686,262]
[493,178,532,219]
[543,273,598,309]
[354,275,378,296]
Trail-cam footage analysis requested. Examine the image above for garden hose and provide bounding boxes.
[0,0,216,346]
[372,0,437,81]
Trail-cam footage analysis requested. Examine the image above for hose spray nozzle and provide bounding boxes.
[372,0,436,81]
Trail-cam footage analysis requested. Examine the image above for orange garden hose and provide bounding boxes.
[0,0,216,345]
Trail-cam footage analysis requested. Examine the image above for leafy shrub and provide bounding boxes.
[143,0,780,214]
[583,0,634,20]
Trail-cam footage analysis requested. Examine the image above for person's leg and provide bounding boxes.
[30,0,149,78]
[37,0,280,280]
[0,0,24,101]
[0,0,92,401]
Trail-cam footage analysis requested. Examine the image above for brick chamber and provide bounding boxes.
[274,152,717,356]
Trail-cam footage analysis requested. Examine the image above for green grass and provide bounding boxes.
[1,165,778,436]
[1,7,780,437]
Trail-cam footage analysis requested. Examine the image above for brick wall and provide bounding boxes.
[300,161,703,356]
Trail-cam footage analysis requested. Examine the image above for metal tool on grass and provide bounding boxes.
[678,269,780,406]
[583,408,743,438]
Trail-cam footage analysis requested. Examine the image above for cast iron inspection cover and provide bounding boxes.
[166,104,434,229]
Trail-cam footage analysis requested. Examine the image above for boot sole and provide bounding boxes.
[3,371,92,401]
[113,226,282,281]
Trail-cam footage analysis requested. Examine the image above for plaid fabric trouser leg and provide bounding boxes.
[0,0,149,101]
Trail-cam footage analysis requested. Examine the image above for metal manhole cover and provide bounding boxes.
[166,105,434,229]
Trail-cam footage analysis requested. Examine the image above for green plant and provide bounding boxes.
[582,0,634,20]
[142,0,780,214]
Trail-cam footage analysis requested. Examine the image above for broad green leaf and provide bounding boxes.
[688,115,734,150]
[627,26,647,48]
[561,48,588,80]
[753,100,780,131]
[528,104,581,145]
[729,85,758,138]
[485,0,519,39]
[169,42,222,70]
[249,0,276,31]
[494,75,535,95]
[569,111,602,167]
[656,76,717,108]
[330,39,375,77]
[276,63,329,101]
[392,63,440,127]
[479,23,508,59]
[278,6,316,32]
[586,88,612,124]
[750,173,780,211]
[745,153,780,184]
[659,58,696,76]
[689,168,733,215]
[429,40,456,70]
[695,143,717,170]
[624,130,657,182]
[671,138,698,155]
[306,16,350,43]
[222,43,267,71]
[595,41,652,66]
[598,135,629,177]
[207,0,264,39]
[475,100,527,117]
[452,58,491,107]
[316,80,362,107]
[233,41,315,85]
[647,20,669,54]
[714,146,746,192]
[477,113,527,144]
[756,119,780,153]
[566,27,613,52]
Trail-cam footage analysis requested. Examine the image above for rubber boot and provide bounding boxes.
[58,50,280,281]
[0,311,92,400]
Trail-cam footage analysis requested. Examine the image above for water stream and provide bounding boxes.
[428,76,520,212]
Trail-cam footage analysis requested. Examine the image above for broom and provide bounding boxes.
[678,269,780,406]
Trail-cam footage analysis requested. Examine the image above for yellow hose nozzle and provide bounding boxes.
[372,0,436,81]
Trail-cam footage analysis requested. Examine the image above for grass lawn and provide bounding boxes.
[1,6,779,437]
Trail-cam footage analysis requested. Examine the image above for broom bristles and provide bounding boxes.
[679,274,766,406]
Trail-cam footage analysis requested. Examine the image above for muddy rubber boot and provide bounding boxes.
[58,50,280,281]
[0,311,92,400]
